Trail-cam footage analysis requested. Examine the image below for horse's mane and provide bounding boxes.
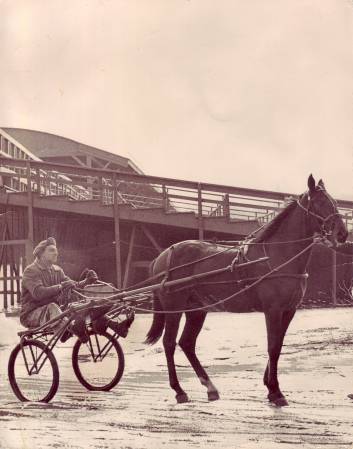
[255,198,299,243]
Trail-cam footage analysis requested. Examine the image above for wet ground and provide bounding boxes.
[1,308,353,449]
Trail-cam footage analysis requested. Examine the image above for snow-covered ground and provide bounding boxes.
[1,308,353,449]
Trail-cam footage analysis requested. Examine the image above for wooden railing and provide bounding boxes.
[1,158,353,231]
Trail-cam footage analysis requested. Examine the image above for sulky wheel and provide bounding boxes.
[8,339,59,403]
[72,330,124,391]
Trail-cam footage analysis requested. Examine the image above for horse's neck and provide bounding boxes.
[261,206,313,272]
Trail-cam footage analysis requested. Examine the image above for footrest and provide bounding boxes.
[17,329,54,337]
[17,330,32,337]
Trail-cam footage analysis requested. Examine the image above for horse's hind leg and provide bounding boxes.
[179,311,220,401]
[163,312,189,403]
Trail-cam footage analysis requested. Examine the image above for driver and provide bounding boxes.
[20,237,99,341]
[20,237,134,342]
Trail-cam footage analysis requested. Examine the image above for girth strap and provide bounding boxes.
[160,245,175,291]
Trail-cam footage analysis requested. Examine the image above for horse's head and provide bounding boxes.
[298,175,348,246]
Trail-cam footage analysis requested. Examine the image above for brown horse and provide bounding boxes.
[145,175,348,406]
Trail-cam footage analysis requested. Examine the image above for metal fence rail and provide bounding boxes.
[1,158,353,230]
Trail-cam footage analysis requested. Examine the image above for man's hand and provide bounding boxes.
[85,270,98,284]
[61,279,77,290]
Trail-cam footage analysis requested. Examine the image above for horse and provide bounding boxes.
[144,175,348,406]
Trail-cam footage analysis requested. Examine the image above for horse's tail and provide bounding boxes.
[144,294,165,345]
[144,257,165,345]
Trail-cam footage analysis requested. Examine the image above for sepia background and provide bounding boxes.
[1,0,352,196]
[1,1,353,448]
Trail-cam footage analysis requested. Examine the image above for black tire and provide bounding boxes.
[8,339,59,403]
[72,331,124,391]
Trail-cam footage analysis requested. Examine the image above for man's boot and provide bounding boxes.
[107,312,135,338]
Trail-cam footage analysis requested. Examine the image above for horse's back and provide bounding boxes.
[150,240,301,313]
[150,240,257,312]
[152,240,238,277]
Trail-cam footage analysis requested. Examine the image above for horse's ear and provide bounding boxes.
[308,174,316,194]
[318,179,325,189]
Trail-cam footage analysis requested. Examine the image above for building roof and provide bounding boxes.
[2,128,143,174]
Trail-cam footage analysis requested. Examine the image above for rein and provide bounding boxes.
[212,237,314,246]
[122,236,319,293]
[130,242,316,314]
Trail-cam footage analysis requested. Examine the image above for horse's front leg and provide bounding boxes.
[263,308,296,392]
[264,308,295,406]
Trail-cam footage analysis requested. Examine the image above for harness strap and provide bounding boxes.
[195,272,309,287]
[230,254,239,272]
[133,243,316,314]
[160,245,174,292]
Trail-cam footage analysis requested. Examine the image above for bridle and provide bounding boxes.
[296,188,342,238]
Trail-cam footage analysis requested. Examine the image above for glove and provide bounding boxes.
[61,279,77,290]
[85,269,98,284]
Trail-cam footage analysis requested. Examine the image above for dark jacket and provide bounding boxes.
[20,260,69,322]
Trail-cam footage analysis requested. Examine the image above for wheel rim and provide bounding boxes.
[74,333,122,390]
[9,340,58,402]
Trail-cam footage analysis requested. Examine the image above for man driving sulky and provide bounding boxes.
[20,237,134,342]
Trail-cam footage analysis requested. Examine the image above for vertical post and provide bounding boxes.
[197,183,204,240]
[0,243,5,312]
[10,257,14,308]
[332,249,337,306]
[98,176,104,204]
[123,226,136,288]
[24,240,33,268]
[162,184,168,211]
[54,172,59,195]
[223,193,230,219]
[3,255,8,311]
[113,173,122,289]
[26,162,34,262]
[11,245,21,307]
[86,156,93,199]
[109,178,113,204]
[36,168,41,195]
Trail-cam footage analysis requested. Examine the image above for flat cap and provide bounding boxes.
[33,237,57,258]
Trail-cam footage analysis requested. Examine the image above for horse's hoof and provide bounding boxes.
[208,391,220,401]
[268,392,288,407]
[273,397,288,407]
[176,393,189,404]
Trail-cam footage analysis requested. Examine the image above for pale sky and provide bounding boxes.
[0,0,352,199]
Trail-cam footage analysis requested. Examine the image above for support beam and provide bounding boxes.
[123,226,136,288]
[71,155,87,167]
[140,224,162,252]
[162,184,168,211]
[0,239,29,246]
[26,162,34,262]
[90,156,110,169]
[113,174,122,289]
[197,182,204,240]
[332,250,337,305]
